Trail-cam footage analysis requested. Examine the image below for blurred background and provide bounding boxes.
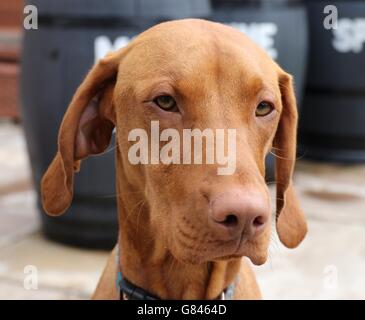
[0,0,365,299]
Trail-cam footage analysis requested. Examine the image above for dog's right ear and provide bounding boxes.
[41,50,125,216]
[274,72,307,248]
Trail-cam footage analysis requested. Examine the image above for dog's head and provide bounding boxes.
[41,19,307,265]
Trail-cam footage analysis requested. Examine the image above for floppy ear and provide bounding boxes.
[273,72,307,248]
[41,51,123,216]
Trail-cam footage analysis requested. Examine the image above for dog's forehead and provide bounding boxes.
[118,19,278,88]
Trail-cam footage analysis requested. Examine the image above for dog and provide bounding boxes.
[41,19,307,299]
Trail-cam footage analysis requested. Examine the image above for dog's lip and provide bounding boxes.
[215,254,243,261]
[211,249,251,262]
[213,237,268,265]
[207,235,247,261]
[173,230,262,263]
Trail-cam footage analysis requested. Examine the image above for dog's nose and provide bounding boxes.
[208,189,269,240]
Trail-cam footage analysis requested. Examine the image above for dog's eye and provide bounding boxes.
[153,95,177,112]
[255,101,274,117]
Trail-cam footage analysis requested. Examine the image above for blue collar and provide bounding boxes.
[117,271,159,300]
[116,245,237,300]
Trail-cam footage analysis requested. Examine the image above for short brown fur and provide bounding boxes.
[41,19,307,299]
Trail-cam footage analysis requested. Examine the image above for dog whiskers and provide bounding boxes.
[165,256,178,283]
[125,198,146,222]
[99,144,117,155]
[270,149,306,161]
[136,200,147,235]
[269,151,296,161]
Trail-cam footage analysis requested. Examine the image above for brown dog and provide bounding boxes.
[41,19,307,299]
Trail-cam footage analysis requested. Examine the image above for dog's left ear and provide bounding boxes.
[41,51,125,216]
[273,72,307,248]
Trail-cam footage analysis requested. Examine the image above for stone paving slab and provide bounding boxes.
[0,190,39,247]
[255,220,365,299]
[0,232,108,299]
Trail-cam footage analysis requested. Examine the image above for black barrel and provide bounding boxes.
[211,0,308,181]
[300,0,365,161]
[21,0,211,249]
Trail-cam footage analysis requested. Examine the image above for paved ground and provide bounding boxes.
[0,121,364,299]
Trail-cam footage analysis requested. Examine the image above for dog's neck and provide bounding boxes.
[116,163,241,299]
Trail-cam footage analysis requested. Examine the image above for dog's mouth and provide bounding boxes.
[210,236,250,260]
[215,234,269,265]
[171,230,269,265]
[213,243,268,265]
